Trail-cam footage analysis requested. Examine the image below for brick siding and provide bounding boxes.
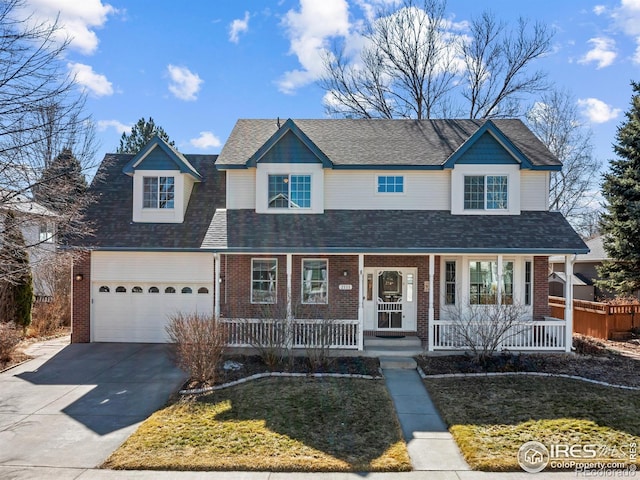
[71,251,91,343]
[533,256,551,320]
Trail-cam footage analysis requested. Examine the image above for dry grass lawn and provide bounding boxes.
[103,377,411,472]
[424,376,640,471]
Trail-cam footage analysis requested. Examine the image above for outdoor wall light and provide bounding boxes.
[75,274,84,281]
[342,270,349,277]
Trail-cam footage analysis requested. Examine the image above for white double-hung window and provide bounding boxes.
[464,175,508,210]
[469,260,513,304]
[302,259,328,304]
[268,174,311,209]
[143,176,175,209]
[251,259,277,304]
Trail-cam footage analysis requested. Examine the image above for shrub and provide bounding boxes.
[236,301,293,369]
[165,312,227,384]
[0,323,22,363]
[573,334,610,356]
[30,297,67,338]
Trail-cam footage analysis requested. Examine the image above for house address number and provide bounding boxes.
[339,284,352,290]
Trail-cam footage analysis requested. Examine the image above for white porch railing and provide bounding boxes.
[432,319,566,351]
[222,318,360,349]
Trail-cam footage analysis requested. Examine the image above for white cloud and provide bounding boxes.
[68,62,113,96]
[229,11,250,43]
[593,5,607,15]
[612,0,640,36]
[578,37,617,68]
[278,0,351,94]
[97,119,130,134]
[23,0,116,55]
[190,131,222,149]
[166,65,203,101]
[577,98,621,123]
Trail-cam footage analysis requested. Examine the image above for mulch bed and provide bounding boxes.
[417,347,640,389]
[181,355,381,391]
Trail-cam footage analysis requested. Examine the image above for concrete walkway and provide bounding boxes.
[383,368,470,471]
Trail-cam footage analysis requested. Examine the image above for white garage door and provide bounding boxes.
[91,252,214,343]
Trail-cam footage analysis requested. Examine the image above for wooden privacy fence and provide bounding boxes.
[549,296,640,340]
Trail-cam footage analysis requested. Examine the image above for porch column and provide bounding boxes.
[497,254,503,305]
[428,254,435,352]
[286,254,293,321]
[214,253,221,319]
[358,254,364,351]
[564,254,574,352]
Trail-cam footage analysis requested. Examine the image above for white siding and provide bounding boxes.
[226,170,255,209]
[132,170,190,223]
[92,251,213,283]
[255,163,324,214]
[450,164,521,215]
[520,171,549,211]
[324,170,450,210]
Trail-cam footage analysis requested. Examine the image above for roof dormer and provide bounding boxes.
[123,136,202,224]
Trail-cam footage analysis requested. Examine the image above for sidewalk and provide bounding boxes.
[383,368,470,471]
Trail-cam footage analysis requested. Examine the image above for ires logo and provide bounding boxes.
[549,444,598,458]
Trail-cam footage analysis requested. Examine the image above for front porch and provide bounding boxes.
[215,252,574,354]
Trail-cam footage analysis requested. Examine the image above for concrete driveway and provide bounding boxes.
[0,338,187,470]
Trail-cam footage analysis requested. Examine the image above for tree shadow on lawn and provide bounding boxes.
[205,376,410,471]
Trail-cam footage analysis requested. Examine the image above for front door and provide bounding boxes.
[363,268,417,332]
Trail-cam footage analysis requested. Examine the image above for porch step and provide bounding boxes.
[364,336,422,348]
[380,356,417,369]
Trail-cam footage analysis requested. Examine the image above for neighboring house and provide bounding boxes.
[0,190,58,296]
[549,235,637,301]
[71,119,588,353]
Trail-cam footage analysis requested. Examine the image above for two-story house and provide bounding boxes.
[72,118,588,353]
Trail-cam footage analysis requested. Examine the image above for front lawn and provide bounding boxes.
[424,376,640,471]
[103,377,411,472]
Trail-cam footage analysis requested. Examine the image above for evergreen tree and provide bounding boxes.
[597,81,640,296]
[116,117,175,154]
[34,148,87,213]
[0,211,33,330]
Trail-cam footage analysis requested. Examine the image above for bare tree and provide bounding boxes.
[446,299,529,364]
[319,0,553,119]
[526,88,601,234]
[461,13,553,118]
[321,0,458,119]
[0,0,98,284]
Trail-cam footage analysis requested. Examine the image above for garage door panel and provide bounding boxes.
[92,283,214,343]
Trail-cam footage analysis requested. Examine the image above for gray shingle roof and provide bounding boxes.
[78,153,224,249]
[216,119,560,168]
[203,209,588,254]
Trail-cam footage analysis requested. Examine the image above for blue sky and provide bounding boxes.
[23,0,640,170]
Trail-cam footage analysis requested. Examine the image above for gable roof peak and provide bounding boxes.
[122,135,202,180]
[245,118,333,168]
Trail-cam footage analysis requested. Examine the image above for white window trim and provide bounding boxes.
[267,173,312,210]
[142,175,176,210]
[39,221,55,243]
[375,175,406,196]
[463,174,508,211]
[301,258,329,305]
[251,258,278,304]
[450,164,520,215]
